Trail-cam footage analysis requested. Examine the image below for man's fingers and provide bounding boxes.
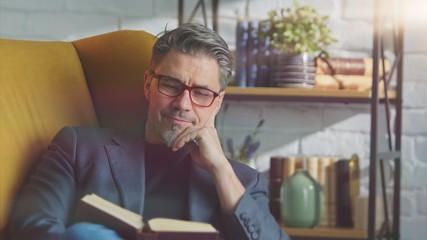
[172,129,198,151]
[206,105,219,127]
[173,104,219,151]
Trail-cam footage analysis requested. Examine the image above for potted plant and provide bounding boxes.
[258,0,337,88]
[258,0,336,57]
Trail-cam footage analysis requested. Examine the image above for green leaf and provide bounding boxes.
[259,1,336,56]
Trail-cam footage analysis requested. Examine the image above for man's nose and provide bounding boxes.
[172,89,192,109]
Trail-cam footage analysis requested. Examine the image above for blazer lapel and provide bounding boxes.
[188,164,220,223]
[105,128,146,215]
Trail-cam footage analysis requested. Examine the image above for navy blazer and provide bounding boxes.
[8,126,289,240]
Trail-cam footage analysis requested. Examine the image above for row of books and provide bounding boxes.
[234,18,391,91]
[269,154,361,228]
[234,18,270,87]
[314,57,391,91]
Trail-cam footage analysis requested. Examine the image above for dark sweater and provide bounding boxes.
[143,142,191,220]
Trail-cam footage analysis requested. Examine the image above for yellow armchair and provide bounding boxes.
[0,30,156,237]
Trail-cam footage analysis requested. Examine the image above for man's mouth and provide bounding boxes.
[162,110,195,128]
[168,116,193,127]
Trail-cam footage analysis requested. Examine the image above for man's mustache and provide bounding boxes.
[161,109,195,124]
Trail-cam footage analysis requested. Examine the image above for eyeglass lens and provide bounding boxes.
[156,75,217,107]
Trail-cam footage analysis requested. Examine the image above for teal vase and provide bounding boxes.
[280,170,322,228]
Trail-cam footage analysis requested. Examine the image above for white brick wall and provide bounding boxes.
[1,0,426,238]
[1,0,66,11]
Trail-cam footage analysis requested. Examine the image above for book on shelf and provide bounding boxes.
[234,17,272,87]
[306,156,344,228]
[256,20,271,87]
[335,159,353,227]
[75,193,219,240]
[315,57,391,76]
[246,20,259,87]
[282,156,302,181]
[314,57,390,91]
[314,74,385,92]
[326,157,340,227]
[307,156,319,181]
[234,18,249,87]
[269,156,284,222]
[317,157,332,227]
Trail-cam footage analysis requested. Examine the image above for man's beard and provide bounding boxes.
[159,109,195,148]
[162,124,179,148]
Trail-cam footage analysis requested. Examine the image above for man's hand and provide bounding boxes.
[172,127,225,171]
[171,107,245,212]
[171,105,226,171]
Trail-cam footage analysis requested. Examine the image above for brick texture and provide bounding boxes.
[0,0,426,239]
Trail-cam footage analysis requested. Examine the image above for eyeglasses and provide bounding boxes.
[151,71,219,107]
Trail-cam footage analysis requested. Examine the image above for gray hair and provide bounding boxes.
[151,23,233,91]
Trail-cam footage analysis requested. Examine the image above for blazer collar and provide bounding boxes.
[105,126,146,215]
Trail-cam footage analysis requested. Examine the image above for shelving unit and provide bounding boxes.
[178,0,404,239]
[224,0,404,238]
[224,88,402,239]
[225,87,397,104]
[282,226,369,240]
[224,84,402,240]
[178,0,219,31]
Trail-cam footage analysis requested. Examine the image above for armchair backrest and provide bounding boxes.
[72,30,156,129]
[0,30,156,234]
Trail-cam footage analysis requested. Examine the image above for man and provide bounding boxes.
[9,23,289,240]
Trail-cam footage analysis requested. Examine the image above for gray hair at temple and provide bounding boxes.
[151,23,233,91]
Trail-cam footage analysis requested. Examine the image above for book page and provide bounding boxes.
[148,218,217,232]
[82,194,144,230]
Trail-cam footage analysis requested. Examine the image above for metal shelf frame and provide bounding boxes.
[368,0,404,239]
[178,0,219,31]
[177,0,404,239]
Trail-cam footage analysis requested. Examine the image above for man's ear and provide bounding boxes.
[144,71,151,101]
[214,101,220,113]
[213,91,224,115]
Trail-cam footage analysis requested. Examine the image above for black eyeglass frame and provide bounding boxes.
[151,71,220,107]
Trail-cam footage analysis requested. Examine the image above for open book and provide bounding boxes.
[75,193,219,240]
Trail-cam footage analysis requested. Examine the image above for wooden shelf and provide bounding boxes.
[224,86,396,104]
[282,226,368,239]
